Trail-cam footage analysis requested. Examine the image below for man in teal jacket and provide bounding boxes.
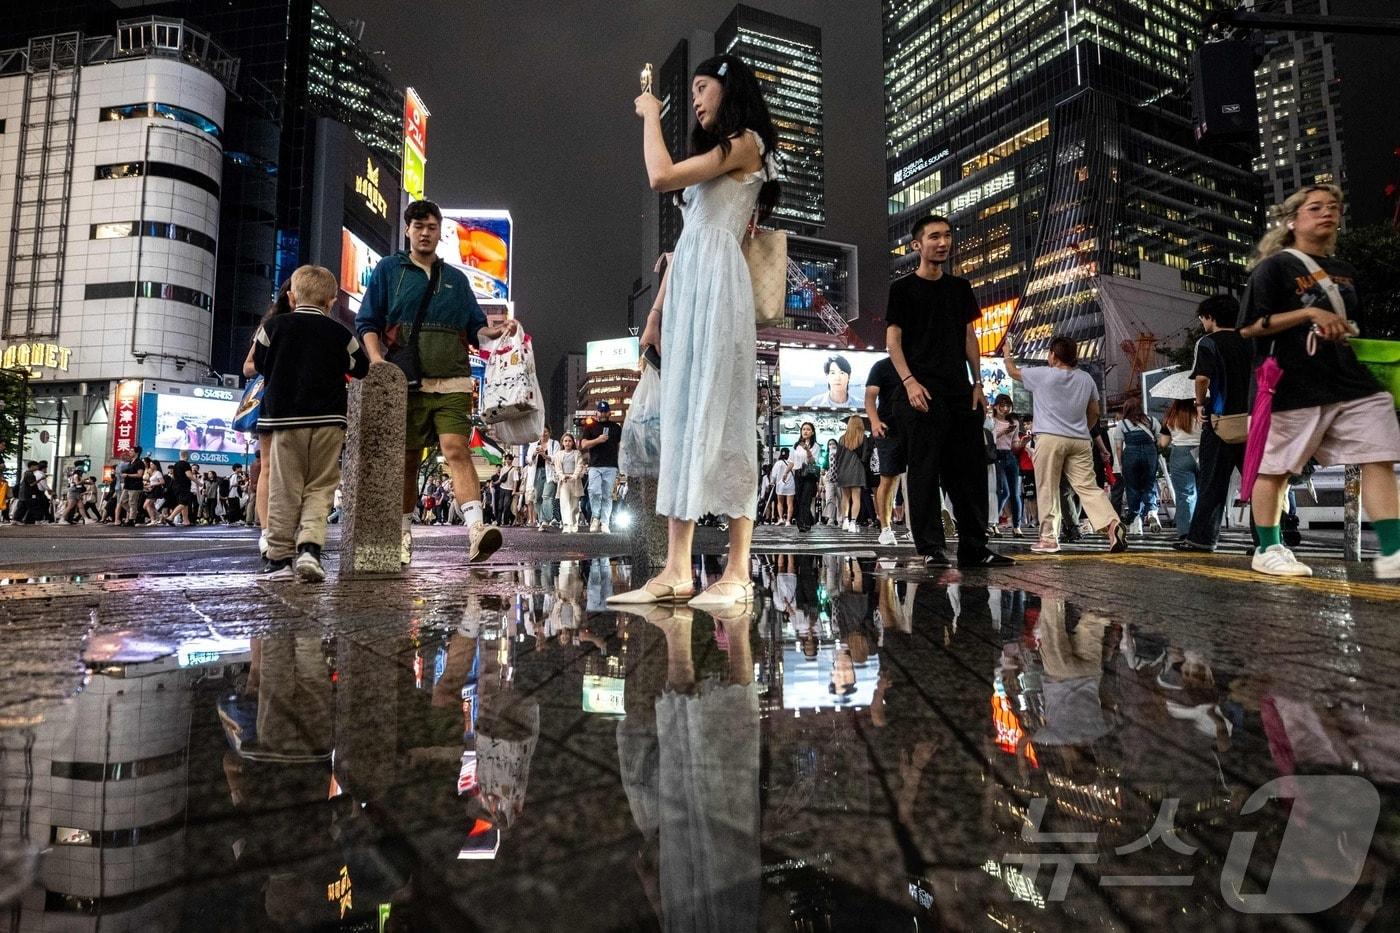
[356,200,518,564]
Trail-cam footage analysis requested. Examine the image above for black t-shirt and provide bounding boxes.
[170,459,194,495]
[1188,330,1252,417]
[583,420,621,468]
[884,272,981,393]
[121,460,145,491]
[867,357,903,424]
[1240,251,1381,411]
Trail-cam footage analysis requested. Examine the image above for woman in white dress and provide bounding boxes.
[613,55,780,607]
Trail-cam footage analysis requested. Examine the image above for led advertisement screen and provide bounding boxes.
[437,210,512,301]
[777,347,887,411]
[138,384,254,466]
[339,227,383,314]
[586,337,640,373]
[775,409,859,451]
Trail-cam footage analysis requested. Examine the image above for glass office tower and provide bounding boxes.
[885,0,1261,362]
[717,4,825,235]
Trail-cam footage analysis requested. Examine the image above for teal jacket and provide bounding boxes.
[354,251,488,379]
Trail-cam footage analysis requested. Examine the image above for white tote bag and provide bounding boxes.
[481,330,543,424]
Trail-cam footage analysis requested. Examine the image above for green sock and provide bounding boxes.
[1257,525,1282,549]
[1376,518,1400,557]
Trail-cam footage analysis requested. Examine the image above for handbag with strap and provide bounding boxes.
[743,219,787,325]
[386,259,443,391]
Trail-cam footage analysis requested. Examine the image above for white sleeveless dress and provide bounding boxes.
[656,133,777,521]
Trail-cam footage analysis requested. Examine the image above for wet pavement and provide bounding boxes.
[2,543,1400,931]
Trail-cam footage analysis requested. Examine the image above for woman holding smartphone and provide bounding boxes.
[612,54,781,607]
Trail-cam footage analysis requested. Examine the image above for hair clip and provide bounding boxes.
[717,61,729,77]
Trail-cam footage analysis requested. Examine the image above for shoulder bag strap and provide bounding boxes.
[1283,248,1346,320]
[407,260,443,349]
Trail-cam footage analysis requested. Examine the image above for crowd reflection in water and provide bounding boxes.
[1,556,1398,930]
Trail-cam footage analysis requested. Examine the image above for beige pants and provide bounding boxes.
[558,482,582,531]
[266,425,345,561]
[1032,433,1118,539]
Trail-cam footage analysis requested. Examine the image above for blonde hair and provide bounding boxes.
[289,265,338,309]
[1251,184,1343,269]
[840,415,865,450]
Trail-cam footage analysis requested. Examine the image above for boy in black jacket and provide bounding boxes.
[253,265,370,581]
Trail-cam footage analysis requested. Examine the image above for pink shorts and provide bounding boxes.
[1260,391,1400,476]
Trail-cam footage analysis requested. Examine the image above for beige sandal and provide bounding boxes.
[687,580,755,609]
[607,578,696,605]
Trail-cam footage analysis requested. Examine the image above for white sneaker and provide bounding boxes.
[468,522,503,563]
[1374,550,1400,580]
[877,527,896,546]
[1129,517,1143,536]
[400,530,412,566]
[294,548,325,583]
[601,524,611,534]
[258,530,269,557]
[1147,514,1163,533]
[1252,544,1313,577]
[590,520,601,533]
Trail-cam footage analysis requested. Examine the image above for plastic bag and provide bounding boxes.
[481,330,542,424]
[491,404,544,446]
[619,363,661,478]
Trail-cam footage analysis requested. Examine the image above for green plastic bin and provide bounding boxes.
[1352,338,1400,409]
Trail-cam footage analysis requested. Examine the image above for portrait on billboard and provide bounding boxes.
[142,387,254,464]
[778,347,887,411]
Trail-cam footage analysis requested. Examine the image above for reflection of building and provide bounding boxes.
[0,18,233,472]
[549,351,586,433]
[884,0,1261,369]
[717,5,825,235]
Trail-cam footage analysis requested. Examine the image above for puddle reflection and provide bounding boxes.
[0,554,1397,930]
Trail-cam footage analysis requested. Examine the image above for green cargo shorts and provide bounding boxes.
[406,391,475,450]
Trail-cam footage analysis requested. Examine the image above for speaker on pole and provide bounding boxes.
[1192,40,1259,147]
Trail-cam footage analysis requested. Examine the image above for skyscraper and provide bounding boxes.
[1250,0,1346,204]
[717,4,825,235]
[884,0,1261,367]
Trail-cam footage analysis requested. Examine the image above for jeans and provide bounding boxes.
[1167,446,1199,535]
[1120,438,1159,522]
[540,481,557,524]
[994,450,1022,526]
[588,466,618,527]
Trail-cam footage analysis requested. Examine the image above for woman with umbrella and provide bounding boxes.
[1238,184,1400,578]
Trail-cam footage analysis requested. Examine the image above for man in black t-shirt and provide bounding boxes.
[864,356,907,547]
[580,401,622,533]
[886,214,1011,567]
[115,447,145,526]
[1176,295,1254,553]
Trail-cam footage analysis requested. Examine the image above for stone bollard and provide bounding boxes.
[630,475,668,574]
[342,361,407,574]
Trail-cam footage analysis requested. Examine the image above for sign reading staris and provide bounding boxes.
[354,157,388,221]
[403,87,429,201]
[2,341,73,374]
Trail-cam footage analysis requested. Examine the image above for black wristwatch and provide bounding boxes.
[1261,313,1272,331]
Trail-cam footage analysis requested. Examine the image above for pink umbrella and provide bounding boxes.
[1240,356,1285,502]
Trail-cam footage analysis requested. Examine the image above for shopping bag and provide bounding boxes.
[481,330,542,424]
[490,404,544,446]
[232,375,264,433]
[619,362,662,478]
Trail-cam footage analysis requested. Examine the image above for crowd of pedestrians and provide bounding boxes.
[2,451,254,527]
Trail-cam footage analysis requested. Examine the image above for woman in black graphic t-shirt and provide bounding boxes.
[1239,184,1400,579]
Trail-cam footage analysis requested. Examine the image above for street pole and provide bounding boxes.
[1343,464,1362,562]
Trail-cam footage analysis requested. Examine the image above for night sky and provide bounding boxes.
[324,0,890,389]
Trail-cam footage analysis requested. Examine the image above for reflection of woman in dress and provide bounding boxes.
[613,54,780,608]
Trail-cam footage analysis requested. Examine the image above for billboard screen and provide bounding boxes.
[138,384,254,466]
[979,356,1016,408]
[403,87,429,201]
[586,337,640,373]
[775,409,857,450]
[777,347,886,410]
[339,227,383,314]
[437,210,512,301]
